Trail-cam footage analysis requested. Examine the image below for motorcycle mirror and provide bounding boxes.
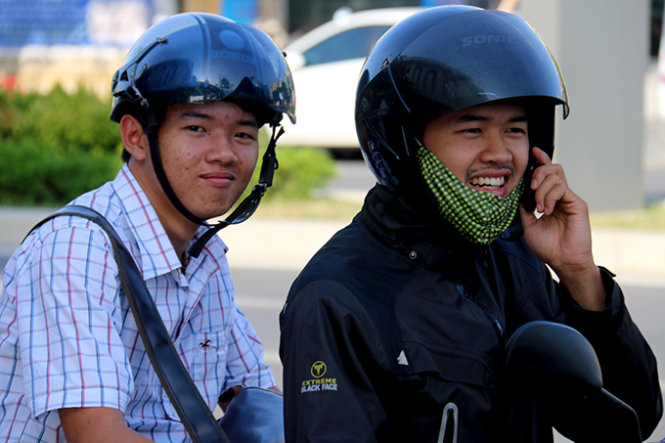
[505,321,642,443]
[505,320,602,391]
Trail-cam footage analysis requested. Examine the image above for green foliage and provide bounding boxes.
[19,86,119,156]
[0,138,121,205]
[1,86,120,156]
[0,86,122,206]
[262,146,337,200]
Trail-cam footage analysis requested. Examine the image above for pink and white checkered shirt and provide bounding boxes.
[0,164,275,441]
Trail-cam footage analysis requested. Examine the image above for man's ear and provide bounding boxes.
[120,114,149,161]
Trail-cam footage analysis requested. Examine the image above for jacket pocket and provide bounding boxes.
[405,341,493,388]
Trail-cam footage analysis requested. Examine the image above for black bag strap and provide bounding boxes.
[30,205,229,443]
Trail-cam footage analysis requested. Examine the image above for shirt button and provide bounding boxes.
[408,250,418,260]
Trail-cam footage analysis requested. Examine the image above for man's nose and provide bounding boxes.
[480,132,513,163]
[206,134,238,163]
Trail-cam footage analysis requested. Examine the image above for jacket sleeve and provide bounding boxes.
[279,279,390,442]
[563,267,663,439]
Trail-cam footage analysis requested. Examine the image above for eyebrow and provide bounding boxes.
[178,110,259,128]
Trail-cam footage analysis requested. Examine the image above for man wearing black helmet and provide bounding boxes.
[280,6,661,442]
[0,13,294,441]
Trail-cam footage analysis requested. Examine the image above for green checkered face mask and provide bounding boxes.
[417,146,524,244]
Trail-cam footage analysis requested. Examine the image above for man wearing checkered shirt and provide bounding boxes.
[0,13,295,442]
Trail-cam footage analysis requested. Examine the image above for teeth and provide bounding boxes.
[470,176,505,187]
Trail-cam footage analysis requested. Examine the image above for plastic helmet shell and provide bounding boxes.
[355,6,568,190]
[110,12,295,127]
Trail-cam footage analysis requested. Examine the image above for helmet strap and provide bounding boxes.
[187,125,285,258]
[148,131,206,225]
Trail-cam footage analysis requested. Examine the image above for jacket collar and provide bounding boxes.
[360,184,486,271]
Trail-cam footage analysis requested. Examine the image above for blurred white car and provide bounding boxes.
[279,7,423,150]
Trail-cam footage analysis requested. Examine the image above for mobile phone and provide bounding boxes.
[521,102,555,213]
[521,157,539,212]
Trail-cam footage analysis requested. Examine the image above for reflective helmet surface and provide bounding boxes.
[110,12,295,127]
[355,5,568,190]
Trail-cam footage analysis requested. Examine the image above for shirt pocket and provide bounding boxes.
[162,329,230,420]
[184,329,229,383]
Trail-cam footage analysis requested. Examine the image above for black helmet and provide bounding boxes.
[111,12,295,127]
[110,13,296,257]
[355,5,568,190]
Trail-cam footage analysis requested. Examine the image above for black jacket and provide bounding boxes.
[279,185,662,442]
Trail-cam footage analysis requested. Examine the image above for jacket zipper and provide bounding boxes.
[456,283,504,339]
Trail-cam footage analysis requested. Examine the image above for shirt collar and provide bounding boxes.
[112,164,183,279]
[184,225,229,275]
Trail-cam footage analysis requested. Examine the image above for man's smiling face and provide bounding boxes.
[422,102,529,199]
[156,100,260,220]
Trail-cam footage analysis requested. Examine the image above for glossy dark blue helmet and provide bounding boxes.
[355,6,568,190]
[110,12,295,128]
